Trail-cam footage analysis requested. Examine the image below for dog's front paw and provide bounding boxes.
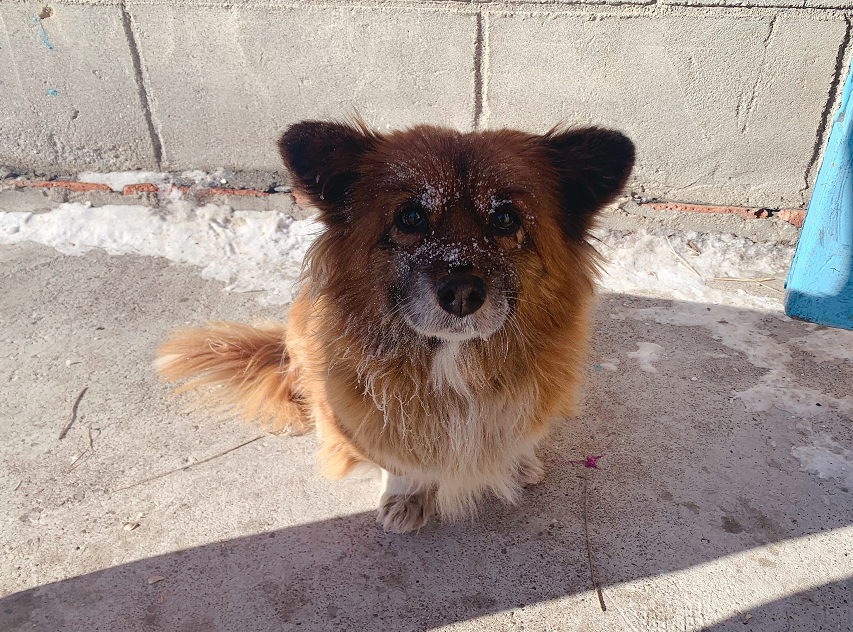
[516,452,545,486]
[377,492,434,533]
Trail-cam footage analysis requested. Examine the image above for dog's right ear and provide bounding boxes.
[278,121,375,221]
[541,127,635,241]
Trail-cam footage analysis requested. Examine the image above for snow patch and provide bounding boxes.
[76,169,233,193]
[594,229,792,310]
[599,359,619,372]
[787,327,853,364]
[792,430,853,487]
[77,171,167,192]
[0,201,321,304]
[627,342,664,373]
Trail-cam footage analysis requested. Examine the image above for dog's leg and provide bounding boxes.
[516,444,545,486]
[377,470,435,534]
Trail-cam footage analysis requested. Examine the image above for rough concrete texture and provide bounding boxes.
[487,12,848,209]
[0,3,157,172]
[0,185,310,217]
[601,200,803,245]
[130,5,477,171]
[0,198,852,630]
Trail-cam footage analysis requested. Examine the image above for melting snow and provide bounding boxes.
[0,200,321,304]
[76,171,168,192]
[792,429,853,488]
[627,342,664,373]
[593,229,792,310]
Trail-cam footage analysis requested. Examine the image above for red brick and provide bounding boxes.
[775,209,806,228]
[644,202,769,220]
[196,187,269,197]
[643,201,807,227]
[123,183,159,194]
[24,180,112,192]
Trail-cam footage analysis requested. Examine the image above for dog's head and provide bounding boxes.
[279,121,634,345]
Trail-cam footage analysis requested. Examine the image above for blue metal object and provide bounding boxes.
[784,64,853,330]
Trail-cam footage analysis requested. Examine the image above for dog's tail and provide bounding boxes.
[155,321,309,432]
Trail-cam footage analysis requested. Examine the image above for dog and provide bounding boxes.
[156,120,634,533]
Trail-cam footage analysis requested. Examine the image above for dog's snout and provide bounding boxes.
[436,273,487,318]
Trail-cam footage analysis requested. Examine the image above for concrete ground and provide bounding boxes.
[1,202,852,630]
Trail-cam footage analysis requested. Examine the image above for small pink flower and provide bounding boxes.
[553,455,604,468]
[582,455,603,468]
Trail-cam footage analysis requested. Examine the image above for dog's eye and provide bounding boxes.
[489,205,521,234]
[395,203,429,233]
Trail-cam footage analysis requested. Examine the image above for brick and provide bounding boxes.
[123,183,159,195]
[776,209,807,227]
[24,180,112,192]
[644,202,770,220]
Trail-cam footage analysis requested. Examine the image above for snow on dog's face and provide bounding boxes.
[279,121,634,346]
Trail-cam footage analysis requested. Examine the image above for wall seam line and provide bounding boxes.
[473,12,484,130]
[480,11,491,130]
[120,2,163,169]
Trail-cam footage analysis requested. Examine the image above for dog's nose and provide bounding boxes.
[435,273,487,318]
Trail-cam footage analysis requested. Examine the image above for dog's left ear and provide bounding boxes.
[541,127,635,240]
[278,120,375,222]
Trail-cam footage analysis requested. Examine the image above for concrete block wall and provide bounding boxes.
[1,0,852,209]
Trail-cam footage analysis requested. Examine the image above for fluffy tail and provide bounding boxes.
[155,321,309,433]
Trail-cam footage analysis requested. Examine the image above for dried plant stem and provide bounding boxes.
[583,476,606,612]
[67,447,90,473]
[112,435,266,493]
[66,427,96,473]
[664,236,776,284]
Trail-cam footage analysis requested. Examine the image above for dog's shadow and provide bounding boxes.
[2,294,851,630]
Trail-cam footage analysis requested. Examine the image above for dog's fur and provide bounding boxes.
[156,121,634,533]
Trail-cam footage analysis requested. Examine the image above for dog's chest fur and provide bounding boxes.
[355,340,534,473]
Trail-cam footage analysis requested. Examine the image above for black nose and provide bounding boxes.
[435,273,487,318]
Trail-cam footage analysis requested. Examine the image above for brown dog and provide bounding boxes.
[156,121,634,533]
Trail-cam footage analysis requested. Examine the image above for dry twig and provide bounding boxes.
[664,236,776,284]
[67,447,90,473]
[66,427,97,474]
[583,476,606,612]
[112,435,267,493]
[686,239,702,255]
[757,281,784,294]
[58,387,88,440]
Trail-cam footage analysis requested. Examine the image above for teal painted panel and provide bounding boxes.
[784,64,853,331]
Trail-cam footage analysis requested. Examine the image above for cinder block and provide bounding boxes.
[487,14,847,208]
[0,3,157,171]
[129,5,477,171]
